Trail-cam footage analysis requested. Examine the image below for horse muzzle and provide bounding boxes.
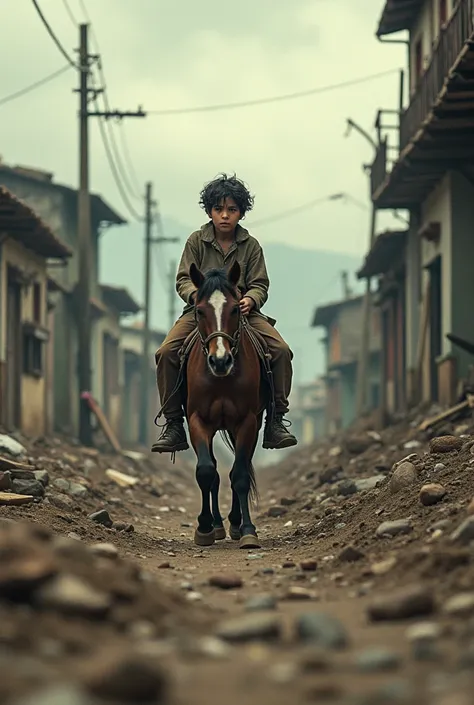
[207,351,234,377]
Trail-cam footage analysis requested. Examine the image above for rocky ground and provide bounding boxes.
[1,410,474,704]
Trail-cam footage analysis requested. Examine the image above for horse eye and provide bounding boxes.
[196,309,205,317]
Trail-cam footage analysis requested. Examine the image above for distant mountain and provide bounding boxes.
[99,218,364,382]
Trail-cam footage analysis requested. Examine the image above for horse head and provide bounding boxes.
[190,261,241,378]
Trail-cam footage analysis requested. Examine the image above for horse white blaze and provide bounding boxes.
[209,290,227,359]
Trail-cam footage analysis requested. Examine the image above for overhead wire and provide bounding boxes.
[0,65,71,107]
[249,195,343,228]
[146,68,400,116]
[30,0,82,69]
[61,0,78,26]
[77,0,143,200]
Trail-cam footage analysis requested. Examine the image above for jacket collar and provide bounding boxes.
[199,221,250,244]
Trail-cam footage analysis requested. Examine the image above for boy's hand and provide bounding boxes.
[239,297,254,316]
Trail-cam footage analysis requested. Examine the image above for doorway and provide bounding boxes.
[5,268,22,429]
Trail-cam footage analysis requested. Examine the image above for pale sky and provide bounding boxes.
[2,0,404,256]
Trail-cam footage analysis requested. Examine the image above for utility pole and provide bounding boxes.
[345,117,378,418]
[168,259,177,330]
[76,23,146,446]
[139,182,153,446]
[341,270,351,299]
[139,200,179,446]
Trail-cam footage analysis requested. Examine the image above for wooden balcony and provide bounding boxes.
[373,0,474,209]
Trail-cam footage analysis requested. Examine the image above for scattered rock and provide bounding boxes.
[368,584,435,621]
[339,545,364,562]
[355,647,402,672]
[406,622,441,661]
[295,612,348,649]
[11,479,45,498]
[217,614,282,643]
[245,594,277,612]
[11,685,93,705]
[280,497,297,506]
[0,471,12,491]
[89,543,119,560]
[267,506,287,518]
[36,574,111,618]
[48,494,76,512]
[430,435,463,454]
[83,650,167,703]
[390,462,417,494]
[443,593,474,617]
[371,556,397,575]
[285,586,318,601]
[337,479,357,496]
[300,559,317,572]
[419,483,446,506]
[68,483,89,499]
[0,434,26,457]
[0,526,57,598]
[53,478,71,493]
[320,466,344,485]
[0,491,34,506]
[345,435,373,454]
[467,498,474,516]
[113,522,135,533]
[88,510,113,528]
[376,519,413,538]
[209,574,243,590]
[451,517,474,545]
[33,470,50,487]
[433,463,446,472]
[355,475,384,492]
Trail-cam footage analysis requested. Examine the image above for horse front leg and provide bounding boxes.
[230,414,260,550]
[211,470,226,541]
[188,414,217,547]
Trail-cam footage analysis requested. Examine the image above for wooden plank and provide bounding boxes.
[416,282,430,405]
[418,400,470,432]
[81,392,122,453]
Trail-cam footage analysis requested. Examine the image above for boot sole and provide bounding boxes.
[151,441,189,453]
[262,437,298,450]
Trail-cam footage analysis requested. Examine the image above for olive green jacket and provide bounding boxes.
[176,222,270,313]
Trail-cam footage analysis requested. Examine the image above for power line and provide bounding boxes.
[30,0,82,70]
[93,94,143,221]
[62,0,78,26]
[78,0,143,201]
[249,194,344,228]
[0,65,71,107]
[147,68,400,116]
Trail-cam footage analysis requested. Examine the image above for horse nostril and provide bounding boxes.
[224,352,233,368]
[208,354,216,367]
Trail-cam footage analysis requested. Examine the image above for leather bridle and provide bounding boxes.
[195,307,243,358]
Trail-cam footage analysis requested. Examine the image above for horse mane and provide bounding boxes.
[196,268,237,303]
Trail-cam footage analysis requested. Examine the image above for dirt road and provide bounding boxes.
[1,428,474,704]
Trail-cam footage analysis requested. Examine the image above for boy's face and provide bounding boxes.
[209,197,241,236]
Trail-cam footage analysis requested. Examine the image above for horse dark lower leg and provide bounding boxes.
[189,414,217,546]
[228,485,242,541]
[211,473,226,540]
[230,416,260,549]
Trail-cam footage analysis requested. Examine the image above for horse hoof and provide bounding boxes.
[239,534,261,550]
[214,526,226,541]
[194,529,215,547]
[229,525,241,541]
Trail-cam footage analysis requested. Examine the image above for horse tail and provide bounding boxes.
[219,431,259,505]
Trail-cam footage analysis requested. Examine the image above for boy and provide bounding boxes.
[152,174,297,453]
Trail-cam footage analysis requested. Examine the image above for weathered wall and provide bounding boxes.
[0,238,47,436]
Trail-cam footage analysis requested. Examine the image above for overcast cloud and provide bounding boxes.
[2,0,404,255]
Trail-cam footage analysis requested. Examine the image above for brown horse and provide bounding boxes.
[186,261,263,549]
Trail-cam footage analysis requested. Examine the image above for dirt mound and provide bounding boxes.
[0,519,208,703]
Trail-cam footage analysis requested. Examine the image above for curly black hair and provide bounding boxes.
[199,173,254,218]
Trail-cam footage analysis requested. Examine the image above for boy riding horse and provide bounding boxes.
[152,174,297,454]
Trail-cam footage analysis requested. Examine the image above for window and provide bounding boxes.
[33,282,41,324]
[22,323,49,378]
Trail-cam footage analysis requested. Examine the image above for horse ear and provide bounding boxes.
[227,261,241,287]
[189,263,204,290]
